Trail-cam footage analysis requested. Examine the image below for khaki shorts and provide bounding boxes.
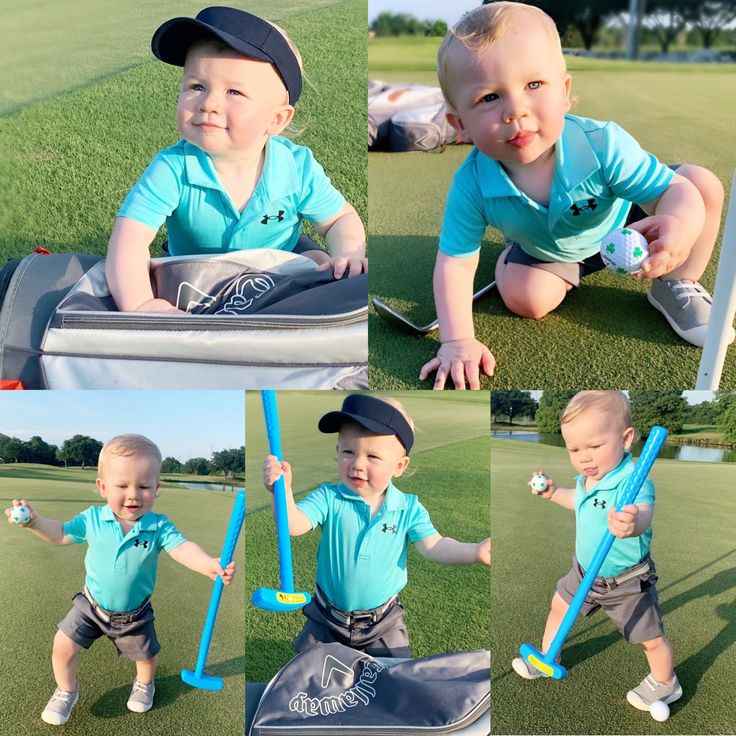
[58,592,160,661]
[556,555,665,644]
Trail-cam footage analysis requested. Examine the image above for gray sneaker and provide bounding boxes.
[41,687,79,725]
[647,278,736,347]
[627,673,683,711]
[511,657,544,680]
[127,679,155,713]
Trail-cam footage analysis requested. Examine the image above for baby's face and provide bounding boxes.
[177,45,292,159]
[96,453,160,523]
[561,412,634,483]
[444,23,571,169]
[336,424,410,499]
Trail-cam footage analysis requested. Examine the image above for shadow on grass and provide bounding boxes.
[89,655,245,718]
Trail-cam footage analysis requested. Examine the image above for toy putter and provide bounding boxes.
[519,425,668,679]
[252,390,311,612]
[181,490,245,690]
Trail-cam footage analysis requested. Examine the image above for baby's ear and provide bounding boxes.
[445,108,464,133]
[268,104,295,136]
[393,456,411,478]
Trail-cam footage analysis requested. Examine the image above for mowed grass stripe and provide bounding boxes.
[490,439,736,734]
[246,435,490,682]
[0,466,245,735]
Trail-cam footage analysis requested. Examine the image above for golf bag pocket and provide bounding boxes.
[249,643,491,736]
[0,250,367,389]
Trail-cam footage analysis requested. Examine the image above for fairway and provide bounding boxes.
[368,38,736,389]
[0,0,366,262]
[0,466,244,736]
[245,391,490,682]
[490,439,736,734]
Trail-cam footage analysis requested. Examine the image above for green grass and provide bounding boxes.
[368,42,736,389]
[0,0,366,261]
[0,465,244,735]
[245,392,490,681]
[491,439,736,734]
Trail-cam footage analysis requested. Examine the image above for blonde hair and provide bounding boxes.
[98,434,162,476]
[367,395,415,430]
[561,391,640,442]
[437,2,564,107]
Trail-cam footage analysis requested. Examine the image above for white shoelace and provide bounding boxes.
[50,688,75,704]
[131,681,153,696]
[667,280,710,305]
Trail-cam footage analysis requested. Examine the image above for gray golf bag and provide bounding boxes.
[0,249,367,389]
[248,643,491,735]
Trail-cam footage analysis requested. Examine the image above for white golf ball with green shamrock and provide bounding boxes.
[600,228,649,273]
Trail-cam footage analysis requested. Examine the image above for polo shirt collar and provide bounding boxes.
[555,115,601,191]
[577,452,635,493]
[182,137,300,199]
[334,481,408,511]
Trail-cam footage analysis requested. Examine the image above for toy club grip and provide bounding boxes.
[617,425,668,510]
[218,492,245,568]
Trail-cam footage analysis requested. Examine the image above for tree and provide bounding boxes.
[643,0,691,52]
[719,395,736,443]
[211,447,245,477]
[58,435,103,469]
[0,437,28,463]
[629,391,687,436]
[535,391,577,433]
[26,436,58,465]
[685,0,736,49]
[491,391,538,425]
[531,0,629,50]
[184,457,210,476]
[161,457,183,473]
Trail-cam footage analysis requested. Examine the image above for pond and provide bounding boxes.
[491,430,736,464]
[168,481,245,493]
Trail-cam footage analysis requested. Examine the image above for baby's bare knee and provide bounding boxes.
[53,630,80,660]
[678,165,725,210]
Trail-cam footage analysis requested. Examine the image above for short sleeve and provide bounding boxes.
[595,122,674,205]
[117,151,184,230]
[295,148,346,224]
[62,508,90,544]
[158,517,187,552]
[407,497,438,543]
[438,169,488,257]
[295,484,331,528]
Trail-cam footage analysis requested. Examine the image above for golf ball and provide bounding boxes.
[600,228,649,273]
[530,474,548,494]
[650,700,670,722]
[10,505,31,525]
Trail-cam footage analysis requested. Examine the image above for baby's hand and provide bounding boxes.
[263,455,292,494]
[4,499,36,526]
[419,338,495,390]
[132,298,186,314]
[316,255,367,279]
[627,215,690,280]
[608,504,639,538]
[209,557,236,585]
[528,471,557,499]
[477,537,491,566]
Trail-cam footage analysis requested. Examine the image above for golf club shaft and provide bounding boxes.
[261,390,295,594]
[544,426,668,662]
[192,491,245,676]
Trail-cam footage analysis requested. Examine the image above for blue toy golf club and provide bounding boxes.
[181,490,245,690]
[519,425,668,679]
[252,390,311,613]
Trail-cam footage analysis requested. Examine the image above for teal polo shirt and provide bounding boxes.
[439,114,674,262]
[574,453,655,578]
[297,481,438,611]
[63,505,186,612]
[118,135,345,256]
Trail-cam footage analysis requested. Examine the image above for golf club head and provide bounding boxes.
[372,297,437,336]
[519,643,568,680]
[181,669,224,691]
[252,587,311,612]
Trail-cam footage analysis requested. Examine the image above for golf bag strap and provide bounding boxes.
[82,585,150,624]
[314,586,397,625]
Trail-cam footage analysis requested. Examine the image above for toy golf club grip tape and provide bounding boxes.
[219,491,246,568]
[617,425,668,510]
[260,390,296,593]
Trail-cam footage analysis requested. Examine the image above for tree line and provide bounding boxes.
[492,391,736,442]
[0,434,245,477]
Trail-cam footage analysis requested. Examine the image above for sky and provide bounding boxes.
[0,391,244,461]
[369,0,480,25]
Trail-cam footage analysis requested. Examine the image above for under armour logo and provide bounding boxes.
[134,538,149,548]
[569,199,597,216]
[593,499,607,509]
[381,523,397,534]
[261,210,285,224]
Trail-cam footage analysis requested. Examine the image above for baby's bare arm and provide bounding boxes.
[312,202,367,278]
[106,217,183,312]
[414,534,489,564]
[5,500,73,545]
